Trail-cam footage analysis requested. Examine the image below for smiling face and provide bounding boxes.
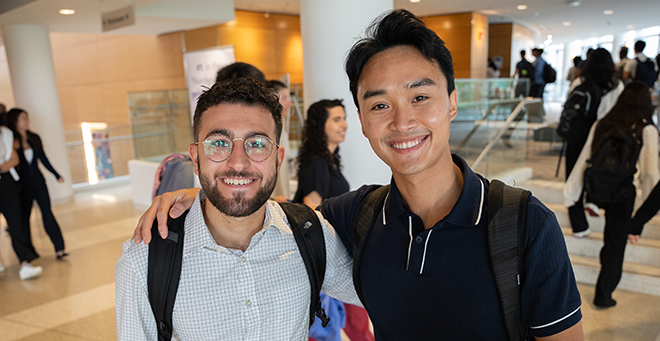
[356,45,457,178]
[190,103,284,218]
[324,106,348,148]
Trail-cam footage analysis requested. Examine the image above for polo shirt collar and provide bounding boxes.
[382,153,485,227]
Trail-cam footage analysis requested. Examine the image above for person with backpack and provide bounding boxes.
[513,50,535,97]
[531,48,547,98]
[564,81,659,308]
[115,78,359,340]
[558,48,624,237]
[294,99,374,341]
[623,40,658,87]
[134,10,584,340]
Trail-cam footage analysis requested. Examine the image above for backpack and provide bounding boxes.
[519,60,535,79]
[351,180,531,341]
[543,63,557,83]
[556,79,602,143]
[634,57,656,87]
[584,128,642,206]
[147,202,329,341]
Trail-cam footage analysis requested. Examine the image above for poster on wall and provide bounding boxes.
[184,46,236,120]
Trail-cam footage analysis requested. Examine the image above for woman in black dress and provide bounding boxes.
[6,108,68,260]
[294,99,374,341]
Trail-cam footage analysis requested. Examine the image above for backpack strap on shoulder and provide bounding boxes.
[487,179,531,341]
[279,202,329,327]
[352,185,390,305]
[148,210,189,341]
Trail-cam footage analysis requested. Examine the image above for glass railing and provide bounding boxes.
[451,78,537,178]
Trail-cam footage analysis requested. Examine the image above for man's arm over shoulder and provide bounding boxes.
[316,210,361,306]
[115,240,158,341]
[521,197,583,338]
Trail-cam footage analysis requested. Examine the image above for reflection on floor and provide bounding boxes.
[0,183,659,340]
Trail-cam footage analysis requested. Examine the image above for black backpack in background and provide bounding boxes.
[557,79,602,143]
[634,57,657,87]
[584,128,642,206]
[543,63,557,83]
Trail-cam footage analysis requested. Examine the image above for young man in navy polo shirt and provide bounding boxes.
[134,9,583,341]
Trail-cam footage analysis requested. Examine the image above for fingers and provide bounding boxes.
[133,188,201,245]
[627,234,640,244]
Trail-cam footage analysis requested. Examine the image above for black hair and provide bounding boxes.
[592,81,654,156]
[573,56,583,67]
[215,62,266,84]
[634,40,646,53]
[193,78,283,143]
[265,80,287,91]
[345,9,454,110]
[581,48,617,92]
[520,50,526,57]
[297,99,345,174]
[5,108,26,137]
[619,46,629,60]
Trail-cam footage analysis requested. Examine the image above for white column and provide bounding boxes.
[300,0,393,189]
[2,24,73,202]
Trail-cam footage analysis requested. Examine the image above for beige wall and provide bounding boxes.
[470,12,488,79]
[511,23,535,76]
[489,23,513,78]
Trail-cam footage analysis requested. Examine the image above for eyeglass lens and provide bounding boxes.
[203,135,274,162]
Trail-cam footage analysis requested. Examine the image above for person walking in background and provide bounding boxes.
[563,48,624,237]
[565,81,659,307]
[513,50,534,97]
[531,47,546,98]
[623,40,658,87]
[266,80,294,202]
[293,99,374,341]
[6,108,68,260]
[614,46,630,81]
[566,56,583,85]
[0,120,42,279]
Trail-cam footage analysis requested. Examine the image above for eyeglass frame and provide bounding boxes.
[194,134,280,163]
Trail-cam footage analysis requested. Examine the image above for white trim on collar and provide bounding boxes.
[474,178,485,225]
[381,192,390,225]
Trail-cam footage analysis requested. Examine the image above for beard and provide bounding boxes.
[199,163,278,218]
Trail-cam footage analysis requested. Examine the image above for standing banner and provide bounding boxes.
[184,46,235,120]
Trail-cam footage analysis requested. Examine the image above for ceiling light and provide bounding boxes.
[539,44,545,48]
[563,21,572,26]
[517,5,528,10]
[627,25,634,29]
[410,0,421,3]
[59,9,75,15]
[568,1,580,6]
[547,34,553,39]
[603,10,614,15]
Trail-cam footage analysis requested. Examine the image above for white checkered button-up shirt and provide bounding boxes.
[115,193,358,340]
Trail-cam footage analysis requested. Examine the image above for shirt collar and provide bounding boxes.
[382,154,485,227]
[183,191,287,256]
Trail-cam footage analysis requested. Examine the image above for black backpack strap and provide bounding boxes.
[351,185,390,305]
[147,210,189,341]
[487,180,531,341]
[279,202,329,327]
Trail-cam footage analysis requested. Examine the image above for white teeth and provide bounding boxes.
[223,178,254,186]
[392,139,423,150]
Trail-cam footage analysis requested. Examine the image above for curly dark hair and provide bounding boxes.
[592,81,655,156]
[297,99,344,176]
[345,9,454,111]
[581,48,617,92]
[193,78,283,143]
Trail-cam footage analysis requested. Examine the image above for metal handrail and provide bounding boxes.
[470,98,541,170]
[456,98,524,151]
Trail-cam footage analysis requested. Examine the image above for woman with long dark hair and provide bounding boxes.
[6,108,68,260]
[565,48,625,237]
[565,81,659,307]
[294,99,373,341]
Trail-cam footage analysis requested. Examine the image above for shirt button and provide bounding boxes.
[240,256,246,263]
[216,247,222,252]
[246,300,252,307]
[415,236,423,243]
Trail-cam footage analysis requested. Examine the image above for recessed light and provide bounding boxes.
[517,5,528,10]
[603,10,614,15]
[410,0,421,3]
[59,9,75,15]
[539,44,545,48]
[568,1,580,6]
[563,21,572,26]
[627,25,634,29]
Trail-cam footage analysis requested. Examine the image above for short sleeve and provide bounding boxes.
[521,197,582,337]
[297,157,330,200]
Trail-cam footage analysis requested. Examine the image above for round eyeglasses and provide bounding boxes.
[195,134,278,163]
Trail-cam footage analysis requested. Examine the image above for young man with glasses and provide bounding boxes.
[115,78,357,340]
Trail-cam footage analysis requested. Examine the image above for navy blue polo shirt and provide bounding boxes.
[321,154,582,340]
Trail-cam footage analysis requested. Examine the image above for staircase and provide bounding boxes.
[518,179,660,297]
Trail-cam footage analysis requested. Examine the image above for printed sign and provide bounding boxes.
[183,46,236,120]
[102,6,135,32]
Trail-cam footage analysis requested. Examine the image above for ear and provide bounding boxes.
[448,89,458,122]
[276,145,285,172]
[189,143,200,176]
[357,109,368,138]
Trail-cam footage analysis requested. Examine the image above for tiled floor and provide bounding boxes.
[1,178,660,340]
